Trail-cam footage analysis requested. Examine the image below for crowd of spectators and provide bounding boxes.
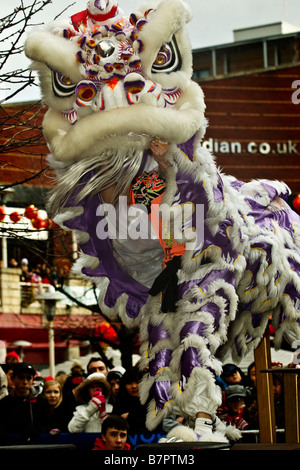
[7,256,68,287]
[215,361,289,434]
[18,258,68,286]
[0,349,297,450]
[7,257,70,306]
[0,352,154,449]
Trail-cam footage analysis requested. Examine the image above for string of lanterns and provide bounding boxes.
[0,204,52,230]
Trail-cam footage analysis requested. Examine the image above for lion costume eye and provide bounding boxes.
[52,72,76,98]
[151,36,182,74]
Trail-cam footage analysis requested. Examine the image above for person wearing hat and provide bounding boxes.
[0,362,49,445]
[107,366,125,407]
[62,360,85,416]
[20,258,32,282]
[0,351,20,399]
[68,373,111,433]
[217,384,249,431]
[0,362,16,400]
[220,363,248,389]
[5,350,20,365]
[112,367,157,435]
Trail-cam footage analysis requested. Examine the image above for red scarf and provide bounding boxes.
[71,5,118,31]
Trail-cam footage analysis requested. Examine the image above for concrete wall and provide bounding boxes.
[0,267,95,316]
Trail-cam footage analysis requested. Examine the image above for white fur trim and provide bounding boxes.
[138,0,193,89]
[43,82,205,163]
[25,29,82,83]
[160,425,197,443]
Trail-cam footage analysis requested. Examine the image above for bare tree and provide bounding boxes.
[0,1,63,192]
[0,1,138,367]
[0,1,68,254]
[0,0,53,102]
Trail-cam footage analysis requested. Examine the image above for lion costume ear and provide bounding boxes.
[138,0,193,89]
[24,24,82,112]
[24,27,81,84]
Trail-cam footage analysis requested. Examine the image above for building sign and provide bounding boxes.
[203,138,298,156]
[199,65,300,193]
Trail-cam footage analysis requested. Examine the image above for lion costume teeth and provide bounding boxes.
[25,0,300,440]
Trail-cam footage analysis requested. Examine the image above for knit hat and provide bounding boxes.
[6,351,20,363]
[121,366,143,384]
[71,361,83,371]
[225,384,247,400]
[221,363,240,377]
[107,366,125,382]
[74,372,110,404]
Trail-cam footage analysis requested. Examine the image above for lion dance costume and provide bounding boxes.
[25,0,300,442]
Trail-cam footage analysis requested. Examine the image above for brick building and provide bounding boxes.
[193,22,300,197]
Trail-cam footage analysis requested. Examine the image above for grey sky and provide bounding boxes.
[187,0,300,48]
[39,0,300,48]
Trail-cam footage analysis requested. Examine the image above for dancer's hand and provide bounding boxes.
[150,139,170,174]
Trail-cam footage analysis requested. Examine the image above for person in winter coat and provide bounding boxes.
[220,363,248,389]
[43,379,72,434]
[68,372,111,433]
[93,414,130,450]
[0,362,49,445]
[107,366,125,408]
[217,384,249,430]
[0,362,15,400]
[0,351,20,400]
[112,367,151,435]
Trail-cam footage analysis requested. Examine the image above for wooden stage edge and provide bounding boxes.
[137,441,300,451]
[231,443,300,450]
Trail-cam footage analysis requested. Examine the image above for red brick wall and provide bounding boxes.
[199,65,300,194]
[0,102,53,187]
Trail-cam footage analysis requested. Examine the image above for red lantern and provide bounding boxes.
[0,206,5,222]
[95,322,119,344]
[32,217,49,230]
[38,219,49,230]
[293,194,300,212]
[9,211,21,223]
[24,204,38,220]
[32,217,43,229]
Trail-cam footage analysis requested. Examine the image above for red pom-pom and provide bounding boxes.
[24,205,38,220]
[0,206,5,222]
[9,211,21,223]
[293,194,300,212]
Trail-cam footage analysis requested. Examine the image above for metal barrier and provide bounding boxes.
[240,429,285,443]
[0,432,166,451]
